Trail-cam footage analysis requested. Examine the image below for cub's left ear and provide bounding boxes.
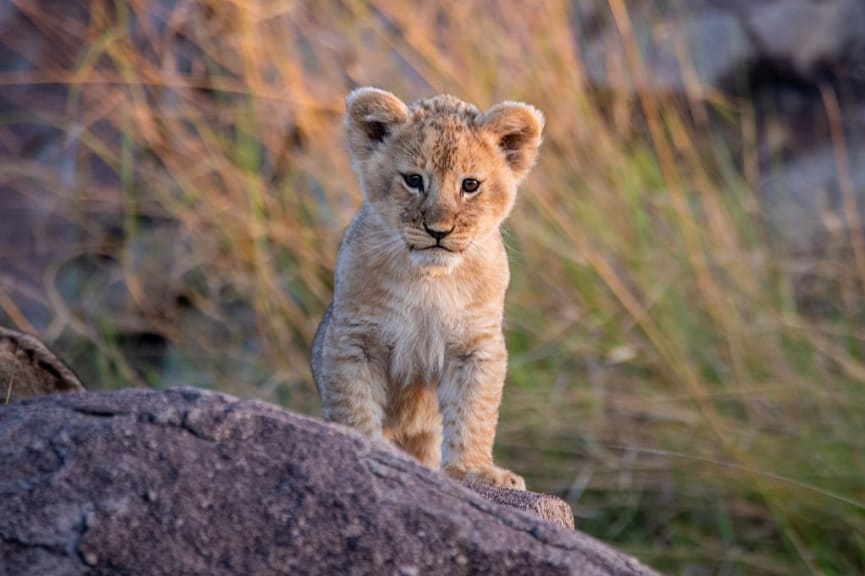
[479,101,544,181]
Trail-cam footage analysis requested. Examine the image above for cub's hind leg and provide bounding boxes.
[387,383,442,469]
[395,428,442,470]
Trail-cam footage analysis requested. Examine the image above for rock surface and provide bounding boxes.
[463,481,577,531]
[577,0,865,92]
[1,326,86,403]
[0,388,657,576]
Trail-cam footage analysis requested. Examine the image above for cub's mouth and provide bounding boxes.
[407,241,462,271]
[413,244,455,253]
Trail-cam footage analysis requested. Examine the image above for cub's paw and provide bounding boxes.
[446,464,526,491]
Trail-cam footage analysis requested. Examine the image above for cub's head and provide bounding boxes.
[345,87,543,272]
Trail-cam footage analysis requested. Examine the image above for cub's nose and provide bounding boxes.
[423,222,455,241]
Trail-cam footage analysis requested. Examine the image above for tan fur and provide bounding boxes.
[312,88,543,489]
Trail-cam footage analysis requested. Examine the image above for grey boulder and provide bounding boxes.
[0,388,656,575]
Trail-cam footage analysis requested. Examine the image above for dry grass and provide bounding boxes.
[2,0,864,573]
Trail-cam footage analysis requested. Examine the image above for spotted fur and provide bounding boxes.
[312,88,544,489]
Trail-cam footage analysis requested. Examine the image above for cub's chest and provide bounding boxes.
[379,282,472,384]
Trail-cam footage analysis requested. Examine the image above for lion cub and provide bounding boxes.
[312,88,543,489]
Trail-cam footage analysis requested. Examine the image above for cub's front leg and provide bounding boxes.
[439,333,525,490]
[318,326,388,440]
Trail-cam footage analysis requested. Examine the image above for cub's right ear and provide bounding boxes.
[345,87,409,162]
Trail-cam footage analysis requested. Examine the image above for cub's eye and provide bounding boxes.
[402,173,424,193]
[461,178,481,196]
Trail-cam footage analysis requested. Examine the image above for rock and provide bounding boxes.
[577,1,865,93]
[581,7,753,93]
[747,0,865,78]
[760,145,865,254]
[462,481,576,530]
[0,388,657,575]
[0,326,86,403]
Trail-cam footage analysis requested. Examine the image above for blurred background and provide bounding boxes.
[2,0,864,572]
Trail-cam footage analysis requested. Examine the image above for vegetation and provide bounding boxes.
[2,1,863,573]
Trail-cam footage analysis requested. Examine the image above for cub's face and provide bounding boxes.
[345,88,544,272]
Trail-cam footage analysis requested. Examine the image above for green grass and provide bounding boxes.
[2,1,864,573]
